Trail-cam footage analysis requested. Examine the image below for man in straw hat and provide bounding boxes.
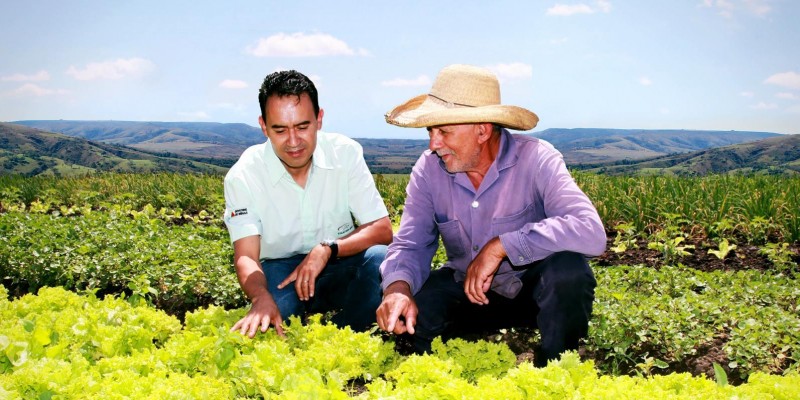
[375,64,606,366]
[223,70,392,338]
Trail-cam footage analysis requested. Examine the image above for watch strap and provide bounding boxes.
[321,239,338,260]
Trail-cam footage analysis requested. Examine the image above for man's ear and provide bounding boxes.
[317,108,324,130]
[477,123,494,144]
[258,115,269,138]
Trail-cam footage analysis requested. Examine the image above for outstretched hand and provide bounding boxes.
[230,293,285,338]
[376,281,418,335]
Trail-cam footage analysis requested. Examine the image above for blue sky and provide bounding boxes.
[1,1,798,139]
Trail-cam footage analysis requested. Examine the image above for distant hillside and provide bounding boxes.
[0,122,228,176]
[531,128,780,164]
[354,138,428,174]
[12,120,264,159]
[584,134,800,176]
[5,120,788,175]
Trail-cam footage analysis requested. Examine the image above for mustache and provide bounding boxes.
[435,150,454,157]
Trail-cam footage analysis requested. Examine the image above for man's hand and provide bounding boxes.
[230,293,285,338]
[464,237,507,305]
[376,281,418,335]
[278,244,330,301]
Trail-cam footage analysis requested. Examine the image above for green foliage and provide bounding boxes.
[2,171,800,396]
[589,265,800,381]
[577,173,800,241]
[431,337,517,382]
[708,238,737,260]
[647,231,695,265]
[0,210,244,313]
[610,222,638,253]
[1,289,799,398]
[760,242,798,273]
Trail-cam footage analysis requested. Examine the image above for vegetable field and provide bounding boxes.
[1,172,799,399]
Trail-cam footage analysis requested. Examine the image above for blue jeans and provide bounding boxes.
[261,245,386,332]
[411,251,596,366]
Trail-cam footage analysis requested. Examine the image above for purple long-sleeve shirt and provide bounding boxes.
[380,129,606,299]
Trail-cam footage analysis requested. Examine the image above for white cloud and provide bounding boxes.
[487,63,533,81]
[740,91,754,97]
[66,58,155,81]
[546,1,611,16]
[776,92,798,100]
[549,37,569,45]
[10,83,68,96]
[743,0,771,16]
[764,71,800,90]
[700,0,772,18]
[177,111,210,120]
[639,76,653,86]
[219,79,248,89]
[595,0,613,12]
[547,4,594,16]
[245,32,368,57]
[750,101,778,109]
[381,75,432,87]
[1,70,50,82]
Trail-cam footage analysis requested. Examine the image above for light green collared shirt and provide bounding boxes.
[223,131,388,260]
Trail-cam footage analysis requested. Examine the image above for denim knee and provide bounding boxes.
[260,256,305,320]
[362,245,387,270]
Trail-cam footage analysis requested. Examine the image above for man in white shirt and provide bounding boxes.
[224,70,392,337]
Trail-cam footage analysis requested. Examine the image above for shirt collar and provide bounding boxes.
[495,128,519,171]
[263,131,333,186]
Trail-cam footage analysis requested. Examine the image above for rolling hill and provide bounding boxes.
[12,120,264,159]
[0,122,229,176]
[530,128,780,164]
[584,134,800,176]
[4,120,795,176]
[12,121,782,169]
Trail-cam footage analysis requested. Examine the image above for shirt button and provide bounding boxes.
[518,256,525,262]
[471,201,479,208]
[472,245,479,251]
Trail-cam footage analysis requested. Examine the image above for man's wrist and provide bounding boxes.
[320,239,339,260]
[385,280,411,297]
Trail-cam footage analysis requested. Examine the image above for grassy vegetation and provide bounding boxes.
[0,171,798,389]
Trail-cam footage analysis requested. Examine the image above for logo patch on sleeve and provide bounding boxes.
[231,208,248,217]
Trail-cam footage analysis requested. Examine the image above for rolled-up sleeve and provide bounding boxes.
[380,155,440,294]
[499,145,606,265]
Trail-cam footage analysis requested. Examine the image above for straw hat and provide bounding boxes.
[385,64,539,131]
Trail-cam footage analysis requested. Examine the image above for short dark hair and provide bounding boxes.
[258,70,320,122]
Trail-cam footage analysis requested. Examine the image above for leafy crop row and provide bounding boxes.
[589,265,800,380]
[2,286,799,399]
[2,172,799,241]
[0,209,243,314]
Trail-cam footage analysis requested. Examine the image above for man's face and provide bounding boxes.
[259,93,323,173]
[427,123,482,173]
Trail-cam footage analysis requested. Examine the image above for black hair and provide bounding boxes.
[258,70,320,122]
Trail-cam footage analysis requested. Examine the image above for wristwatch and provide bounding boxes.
[320,239,339,260]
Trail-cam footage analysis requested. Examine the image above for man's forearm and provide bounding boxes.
[336,216,392,258]
[235,256,271,301]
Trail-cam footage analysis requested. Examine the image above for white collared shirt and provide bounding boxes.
[223,131,388,260]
